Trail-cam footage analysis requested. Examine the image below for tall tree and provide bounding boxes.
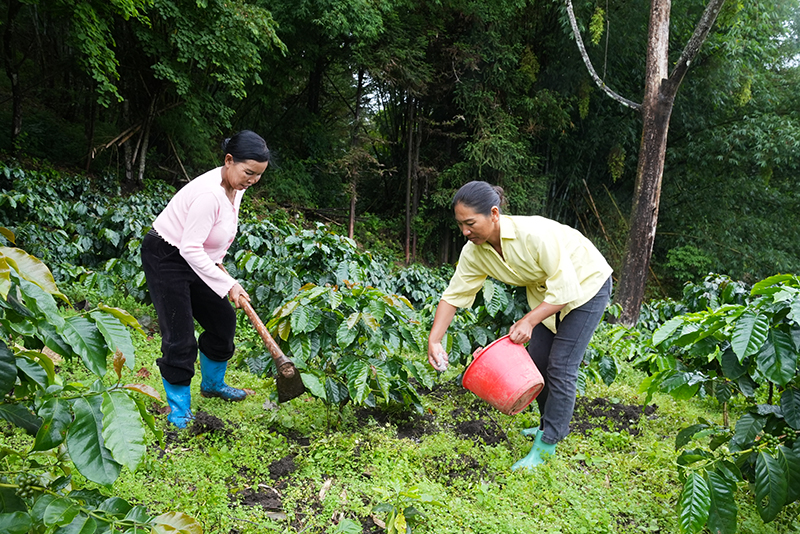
[566,0,726,325]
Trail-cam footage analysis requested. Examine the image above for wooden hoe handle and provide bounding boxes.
[218,264,296,378]
[237,296,296,379]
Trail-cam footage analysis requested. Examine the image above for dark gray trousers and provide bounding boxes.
[527,276,612,444]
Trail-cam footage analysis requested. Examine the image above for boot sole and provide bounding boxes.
[200,390,246,402]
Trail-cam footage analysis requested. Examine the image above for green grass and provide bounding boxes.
[4,323,800,533]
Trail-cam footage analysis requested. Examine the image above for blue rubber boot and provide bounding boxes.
[162,378,193,429]
[511,431,557,471]
[199,352,247,401]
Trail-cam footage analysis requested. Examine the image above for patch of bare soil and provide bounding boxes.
[236,485,282,511]
[571,397,657,436]
[189,410,230,436]
[428,453,488,482]
[455,418,507,446]
[268,455,297,480]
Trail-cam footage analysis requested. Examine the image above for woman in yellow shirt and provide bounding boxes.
[428,181,613,470]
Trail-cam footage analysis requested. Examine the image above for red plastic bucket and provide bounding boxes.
[462,335,544,415]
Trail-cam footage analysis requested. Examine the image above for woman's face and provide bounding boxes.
[454,202,500,246]
[222,154,268,192]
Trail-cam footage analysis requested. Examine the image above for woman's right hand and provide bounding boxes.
[428,343,449,372]
[228,282,250,309]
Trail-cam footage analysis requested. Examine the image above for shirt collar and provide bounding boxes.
[499,215,516,240]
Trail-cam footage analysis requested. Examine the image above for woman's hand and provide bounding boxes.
[228,283,250,309]
[508,302,567,344]
[427,300,457,371]
[508,317,535,344]
[428,342,449,372]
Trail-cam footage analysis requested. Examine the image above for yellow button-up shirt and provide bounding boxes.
[441,215,613,332]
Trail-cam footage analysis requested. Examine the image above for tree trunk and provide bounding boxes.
[3,0,23,152]
[404,96,415,264]
[613,0,673,326]
[612,0,726,325]
[348,70,364,240]
[411,119,422,260]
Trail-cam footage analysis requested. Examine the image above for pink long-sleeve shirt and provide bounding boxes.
[152,167,243,297]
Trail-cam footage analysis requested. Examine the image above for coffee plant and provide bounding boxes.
[640,274,800,533]
[0,238,200,533]
[255,278,434,413]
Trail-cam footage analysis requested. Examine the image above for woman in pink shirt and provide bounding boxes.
[141,130,270,428]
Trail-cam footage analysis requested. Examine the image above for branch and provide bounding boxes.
[667,0,727,91]
[564,0,642,112]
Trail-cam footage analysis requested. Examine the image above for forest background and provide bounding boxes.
[1,0,800,301]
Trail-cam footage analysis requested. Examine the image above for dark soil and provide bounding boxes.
[236,485,282,511]
[571,397,657,436]
[429,452,488,482]
[360,515,383,534]
[268,455,297,480]
[455,418,507,446]
[189,410,229,436]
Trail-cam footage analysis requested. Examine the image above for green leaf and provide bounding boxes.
[0,404,41,435]
[732,413,765,448]
[368,299,386,322]
[0,512,33,534]
[0,486,26,513]
[597,355,617,386]
[300,373,327,402]
[678,471,710,534]
[751,275,794,295]
[52,513,96,534]
[0,247,68,303]
[66,397,121,487]
[455,332,471,355]
[372,364,391,403]
[43,497,80,526]
[337,320,358,348]
[328,287,343,309]
[33,398,72,451]
[754,451,788,522]
[18,278,64,329]
[756,329,797,386]
[705,470,738,534]
[347,360,371,404]
[778,445,800,504]
[653,316,684,345]
[676,423,709,450]
[90,311,135,369]
[332,518,362,534]
[61,316,107,377]
[291,304,311,333]
[720,348,746,380]
[731,311,769,361]
[101,391,146,472]
[16,353,49,390]
[0,340,16,395]
[325,377,349,405]
[781,388,800,429]
[288,335,311,362]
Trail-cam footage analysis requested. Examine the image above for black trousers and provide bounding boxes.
[141,232,236,386]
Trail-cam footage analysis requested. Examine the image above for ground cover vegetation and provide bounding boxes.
[1,169,800,533]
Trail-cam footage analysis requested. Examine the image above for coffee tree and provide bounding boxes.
[641,274,800,533]
[0,238,200,533]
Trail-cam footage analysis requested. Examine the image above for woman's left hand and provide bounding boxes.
[228,283,250,309]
